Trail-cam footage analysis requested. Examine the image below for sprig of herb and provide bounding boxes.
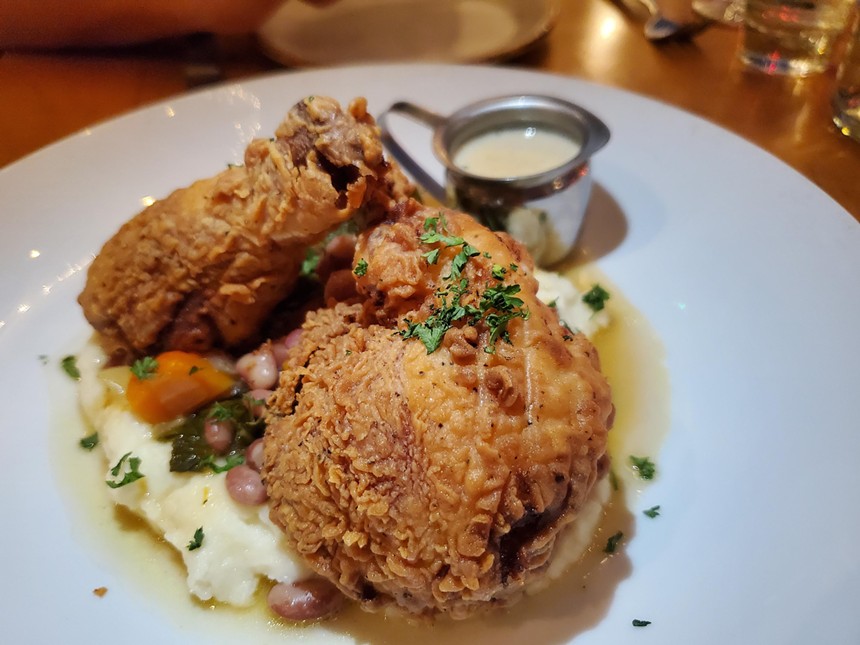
[630,455,657,480]
[604,530,624,554]
[199,453,245,474]
[643,505,661,518]
[400,279,480,354]
[106,452,144,488]
[187,527,205,551]
[583,284,610,312]
[300,247,321,278]
[131,356,158,380]
[632,619,651,627]
[401,215,529,354]
[61,355,80,380]
[79,432,99,451]
[353,258,368,276]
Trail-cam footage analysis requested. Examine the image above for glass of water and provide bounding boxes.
[740,0,855,76]
[692,0,745,25]
[833,6,860,141]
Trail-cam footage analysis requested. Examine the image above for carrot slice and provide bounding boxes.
[126,351,235,424]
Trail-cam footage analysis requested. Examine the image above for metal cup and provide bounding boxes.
[379,95,610,266]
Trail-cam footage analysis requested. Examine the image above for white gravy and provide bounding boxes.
[452,126,581,178]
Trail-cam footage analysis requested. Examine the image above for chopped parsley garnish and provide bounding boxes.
[420,214,463,247]
[187,527,205,551]
[643,505,661,518]
[61,355,80,380]
[198,453,245,474]
[353,258,368,276]
[208,401,234,421]
[630,455,657,480]
[447,243,480,280]
[547,298,558,308]
[106,452,144,488]
[79,432,99,451]
[609,469,619,491]
[604,531,624,554]
[583,284,611,312]
[300,247,321,278]
[400,215,530,354]
[632,619,651,627]
[480,283,530,347]
[422,248,440,265]
[130,356,158,380]
[188,365,202,375]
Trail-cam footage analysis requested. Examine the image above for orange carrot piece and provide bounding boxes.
[126,351,235,424]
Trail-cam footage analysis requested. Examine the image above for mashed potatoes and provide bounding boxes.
[76,270,610,610]
[77,341,310,606]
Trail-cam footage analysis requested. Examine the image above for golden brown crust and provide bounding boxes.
[78,96,410,363]
[264,204,612,619]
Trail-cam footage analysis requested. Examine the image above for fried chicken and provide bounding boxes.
[79,96,409,364]
[264,201,613,620]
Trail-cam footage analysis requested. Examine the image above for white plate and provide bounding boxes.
[2,64,859,644]
[257,0,557,66]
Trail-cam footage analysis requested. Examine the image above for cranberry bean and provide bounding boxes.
[272,329,302,365]
[267,578,344,622]
[225,465,267,505]
[246,388,272,418]
[203,418,234,454]
[245,439,265,472]
[236,346,278,390]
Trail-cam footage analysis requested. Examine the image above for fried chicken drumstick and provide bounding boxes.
[264,201,613,619]
[79,96,407,363]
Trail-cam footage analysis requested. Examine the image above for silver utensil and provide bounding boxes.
[611,0,712,43]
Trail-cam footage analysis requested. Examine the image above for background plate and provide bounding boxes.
[257,0,557,66]
[1,64,859,644]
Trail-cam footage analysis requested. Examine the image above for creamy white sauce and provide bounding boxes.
[452,126,581,178]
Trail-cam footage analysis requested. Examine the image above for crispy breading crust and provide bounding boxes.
[264,205,612,619]
[78,96,409,363]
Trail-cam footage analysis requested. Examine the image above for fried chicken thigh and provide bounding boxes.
[264,202,613,619]
[79,96,407,363]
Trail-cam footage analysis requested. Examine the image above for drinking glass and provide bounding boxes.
[833,5,860,141]
[739,0,855,75]
[692,0,745,25]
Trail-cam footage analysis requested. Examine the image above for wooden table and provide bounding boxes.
[1,0,859,220]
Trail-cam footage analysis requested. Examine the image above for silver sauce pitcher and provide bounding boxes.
[378,94,610,266]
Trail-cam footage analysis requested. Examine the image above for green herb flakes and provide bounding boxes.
[630,455,657,480]
[422,248,440,265]
[106,452,144,489]
[354,258,368,276]
[61,355,80,380]
[643,505,661,518]
[187,527,205,551]
[79,433,99,451]
[604,531,624,554]
[300,247,321,278]
[188,365,202,375]
[632,619,651,627]
[583,284,610,312]
[131,356,158,380]
[199,453,244,474]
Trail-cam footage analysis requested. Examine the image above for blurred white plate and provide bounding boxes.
[1,64,859,644]
[257,0,557,66]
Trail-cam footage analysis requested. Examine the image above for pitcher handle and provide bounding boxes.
[378,101,448,203]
